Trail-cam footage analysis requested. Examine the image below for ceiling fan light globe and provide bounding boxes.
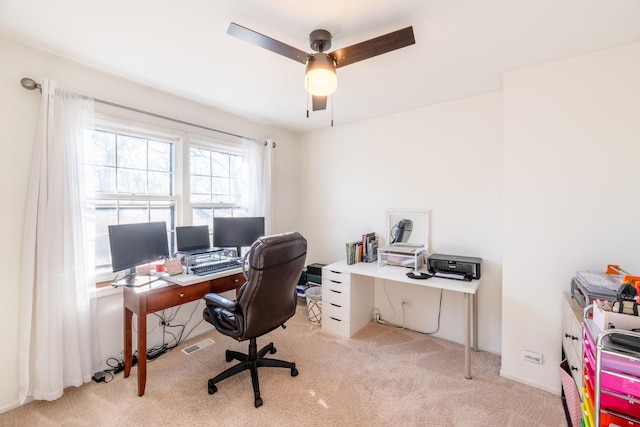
[305,53,337,96]
[305,68,337,96]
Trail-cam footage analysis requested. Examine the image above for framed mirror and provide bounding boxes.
[386,209,430,252]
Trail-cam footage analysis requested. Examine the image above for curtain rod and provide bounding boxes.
[20,77,275,147]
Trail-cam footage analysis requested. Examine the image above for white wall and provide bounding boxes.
[501,41,640,392]
[298,92,504,353]
[0,39,299,412]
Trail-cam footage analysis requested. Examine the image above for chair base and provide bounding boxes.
[207,337,298,407]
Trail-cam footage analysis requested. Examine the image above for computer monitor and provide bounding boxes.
[176,225,211,252]
[213,217,265,257]
[108,221,169,286]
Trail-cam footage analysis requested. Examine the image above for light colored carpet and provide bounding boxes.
[1,303,567,426]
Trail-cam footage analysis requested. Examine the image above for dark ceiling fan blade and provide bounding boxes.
[227,23,309,64]
[312,95,327,111]
[330,26,415,68]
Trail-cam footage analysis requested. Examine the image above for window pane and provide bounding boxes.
[211,177,229,199]
[117,134,147,169]
[191,175,211,197]
[211,151,229,177]
[190,147,211,175]
[230,154,243,176]
[229,178,243,202]
[87,165,116,193]
[193,208,212,226]
[90,130,116,166]
[118,202,148,224]
[117,168,147,194]
[148,171,171,195]
[148,140,171,172]
[95,201,117,272]
[213,208,233,217]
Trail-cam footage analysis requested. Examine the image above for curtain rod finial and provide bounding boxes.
[21,77,41,91]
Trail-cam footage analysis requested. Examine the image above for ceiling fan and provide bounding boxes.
[227,23,415,112]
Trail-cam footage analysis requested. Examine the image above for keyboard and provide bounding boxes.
[190,260,241,276]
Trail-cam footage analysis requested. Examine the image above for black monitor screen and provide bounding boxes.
[176,225,210,251]
[108,221,169,273]
[213,217,265,255]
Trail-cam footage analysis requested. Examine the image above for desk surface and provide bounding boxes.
[328,260,481,294]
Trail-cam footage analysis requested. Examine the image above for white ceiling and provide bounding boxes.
[1,0,640,134]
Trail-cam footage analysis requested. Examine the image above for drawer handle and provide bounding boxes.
[330,279,342,284]
[570,365,578,371]
[329,316,341,322]
[330,303,341,308]
[180,293,185,298]
[330,289,342,294]
[564,333,579,341]
[234,279,239,283]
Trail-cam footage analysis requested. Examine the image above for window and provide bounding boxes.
[189,143,249,243]
[85,125,178,276]
[84,119,251,278]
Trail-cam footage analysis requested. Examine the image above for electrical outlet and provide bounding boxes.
[401,299,412,308]
[523,350,543,365]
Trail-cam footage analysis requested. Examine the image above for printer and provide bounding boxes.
[427,254,482,281]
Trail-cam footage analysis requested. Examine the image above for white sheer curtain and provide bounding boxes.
[19,79,97,403]
[242,138,274,234]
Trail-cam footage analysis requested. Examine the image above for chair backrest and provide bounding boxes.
[237,231,307,339]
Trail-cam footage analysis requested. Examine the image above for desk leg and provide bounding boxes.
[124,307,132,378]
[137,312,147,396]
[473,292,478,352]
[464,293,472,380]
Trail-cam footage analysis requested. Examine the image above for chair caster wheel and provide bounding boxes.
[291,368,298,377]
[207,379,217,395]
[254,397,263,408]
[225,351,233,362]
[269,346,277,354]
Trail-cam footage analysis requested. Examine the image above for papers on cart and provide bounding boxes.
[575,271,623,297]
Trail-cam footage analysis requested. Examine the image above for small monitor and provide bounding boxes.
[108,221,169,286]
[176,225,211,251]
[213,217,265,257]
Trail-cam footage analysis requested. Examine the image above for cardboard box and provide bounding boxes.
[593,303,640,331]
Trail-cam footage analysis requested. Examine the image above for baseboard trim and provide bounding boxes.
[499,369,562,396]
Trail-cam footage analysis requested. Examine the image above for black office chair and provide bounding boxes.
[202,231,307,407]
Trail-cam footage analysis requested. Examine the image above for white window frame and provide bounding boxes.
[90,113,250,283]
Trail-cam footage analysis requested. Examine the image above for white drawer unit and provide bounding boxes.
[322,266,351,337]
[561,294,583,391]
[322,263,374,338]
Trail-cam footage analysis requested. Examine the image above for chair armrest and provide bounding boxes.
[204,292,238,311]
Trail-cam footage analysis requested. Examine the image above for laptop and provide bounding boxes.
[176,225,222,256]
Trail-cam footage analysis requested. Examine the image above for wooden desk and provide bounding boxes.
[123,269,244,396]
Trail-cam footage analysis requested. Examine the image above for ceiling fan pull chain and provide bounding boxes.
[306,82,310,118]
[331,96,334,127]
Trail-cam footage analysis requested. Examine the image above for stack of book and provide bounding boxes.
[346,241,362,265]
[346,232,377,265]
[362,232,378,263]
